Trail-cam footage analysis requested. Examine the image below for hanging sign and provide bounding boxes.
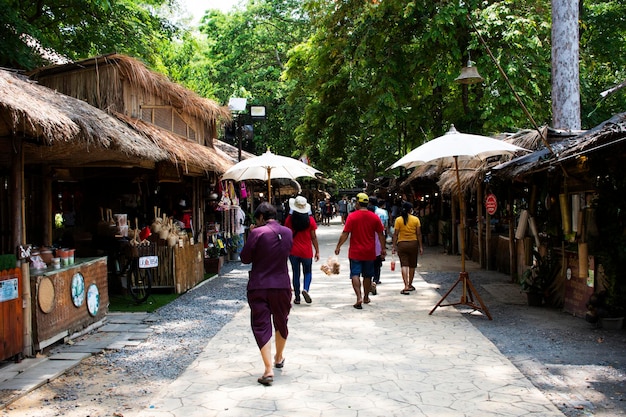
[485,193,498,216]
[139,256,159,269]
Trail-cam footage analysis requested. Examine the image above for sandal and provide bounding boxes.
[364,297,371,304]
[275,358,285,369]
[353,303,363,309]
[409,285,416,291]
[400,290,410,295]
[258,375,273,386]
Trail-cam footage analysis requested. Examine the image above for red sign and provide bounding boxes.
[485,194,498,215]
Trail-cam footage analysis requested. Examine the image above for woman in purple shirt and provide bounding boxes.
[240,202,293,386]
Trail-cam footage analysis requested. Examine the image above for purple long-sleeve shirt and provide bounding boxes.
[240,220,293,291]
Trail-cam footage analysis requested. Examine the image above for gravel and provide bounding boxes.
[422,269,626,417]
[106,261,250,381]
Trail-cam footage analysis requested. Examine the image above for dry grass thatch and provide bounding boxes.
[115,113,233,174]
[1,69,167,162]
[28,54,232,124]
[436,159,486,194]
[555,112,626,161]
[1,69,79,141]
[213,138,256,163]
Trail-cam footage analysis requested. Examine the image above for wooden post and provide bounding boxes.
[11,137,24,249]
[508,188,516,281]
[451,194,457,255]
[477,181,484,268]
[42,166,53,246]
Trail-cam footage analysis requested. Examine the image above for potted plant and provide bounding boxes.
[204,245,222,275]
[227,234,243,261]
[519,249,560,306]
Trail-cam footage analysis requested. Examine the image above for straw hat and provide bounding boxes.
[289,195,311,214]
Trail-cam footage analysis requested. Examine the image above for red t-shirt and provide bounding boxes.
[343,209,384,261]
[284,214,318,258]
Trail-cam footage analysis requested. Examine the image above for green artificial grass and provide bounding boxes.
[108,293,179,313]
[108,273,216,313]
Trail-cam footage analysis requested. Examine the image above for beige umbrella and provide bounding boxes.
[391,125,530,320]
[221,150,321,199]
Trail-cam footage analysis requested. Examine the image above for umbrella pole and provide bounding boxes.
[267,168,272,202]
[429,156,492,320]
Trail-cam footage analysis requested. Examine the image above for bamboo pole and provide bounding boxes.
[477,181,484,268]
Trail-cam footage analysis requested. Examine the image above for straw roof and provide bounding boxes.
[0,69,167,165]
[212,138,256,163]
[115,113,233,175]
[436,159,486,194]
[28,54,232,125]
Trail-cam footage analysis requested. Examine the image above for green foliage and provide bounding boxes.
[580,1,626,127]
[0,0,179,70]
[196,0,312,156]
[519,249,560,294]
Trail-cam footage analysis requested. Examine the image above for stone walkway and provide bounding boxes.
[135,218,564,417]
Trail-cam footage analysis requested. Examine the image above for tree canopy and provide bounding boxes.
[1,0,625,188]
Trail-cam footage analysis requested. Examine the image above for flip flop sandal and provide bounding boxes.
[275,359,285,369]
[400,290,410,295]
[353,303,363,309]
[258,375,273,386]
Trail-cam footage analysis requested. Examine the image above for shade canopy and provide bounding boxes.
[390,125,529,320]
[391,125,529,170]
[221,150,321,198]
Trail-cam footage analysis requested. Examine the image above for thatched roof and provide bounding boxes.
[553,112,626,162]
[212,138,256,163]
[115,113,233,174]
[0,69,167,165]
[28,54,232,124]
[436,159,486,194]
[489,119,626,180]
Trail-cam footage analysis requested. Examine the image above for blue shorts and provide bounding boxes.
[349,259,375,279]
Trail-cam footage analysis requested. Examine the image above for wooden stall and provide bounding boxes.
[30,257,108,351]
[1,268,23,361]
[561,249,595,318]
[173,243,205,294]
[145,236,205,294]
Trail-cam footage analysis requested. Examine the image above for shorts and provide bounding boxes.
[349,259,375,279]
[397,240,419,268]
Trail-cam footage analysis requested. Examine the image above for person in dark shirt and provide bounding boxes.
[240,202,294,386]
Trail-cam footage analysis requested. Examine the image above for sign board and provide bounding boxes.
[0,278,18,302]
[485,193,498,215]
[139,256,159,269]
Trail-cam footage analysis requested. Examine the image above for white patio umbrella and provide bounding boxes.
[391,125,530,320]
[222,149,321,199]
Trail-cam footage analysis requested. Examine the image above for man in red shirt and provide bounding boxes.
[335,193,386,309]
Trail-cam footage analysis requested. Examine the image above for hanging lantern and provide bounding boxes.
[455,60,484,85]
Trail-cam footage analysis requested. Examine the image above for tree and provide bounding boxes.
[580,1,626,127]
[196,0,312,157]
[0,0,178,70]
[284,0,553,186]
[551,0,581,130]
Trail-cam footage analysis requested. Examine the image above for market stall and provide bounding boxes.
[29,256,108,351]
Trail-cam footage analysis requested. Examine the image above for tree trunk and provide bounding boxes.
[551,0,581,130]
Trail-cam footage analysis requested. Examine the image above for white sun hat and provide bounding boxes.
[289,195,311,214]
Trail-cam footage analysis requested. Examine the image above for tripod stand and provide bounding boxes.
[429,271,492,320]
[429,157,492,320]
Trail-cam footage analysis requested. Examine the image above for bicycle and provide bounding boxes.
[111,239,156,303]
[128,242,158,303]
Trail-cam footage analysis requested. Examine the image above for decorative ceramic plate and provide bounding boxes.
[71,272,85,307]
[86,283,99,317]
